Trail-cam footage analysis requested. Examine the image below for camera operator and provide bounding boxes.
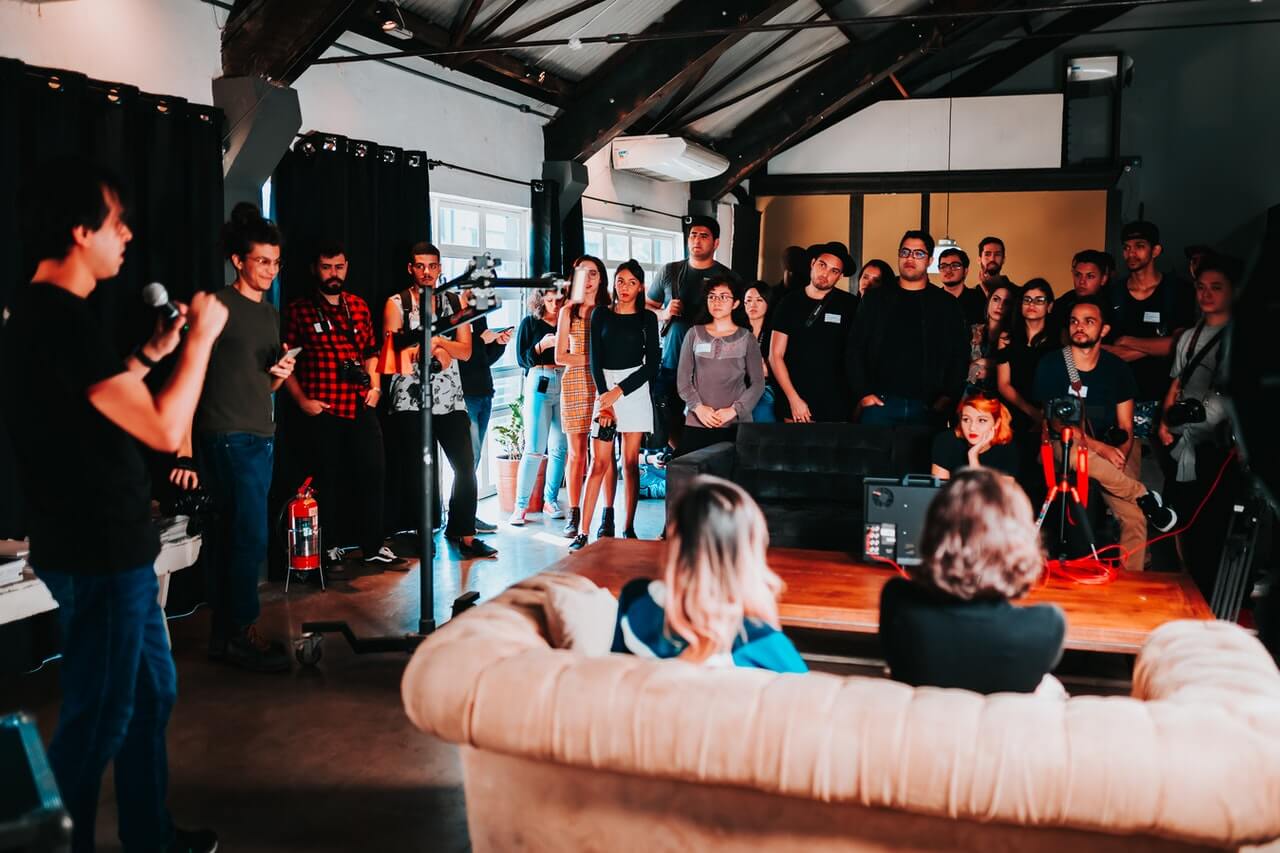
[283,243,403,572]
[1,161,223,852]
[1032,297,1178,572]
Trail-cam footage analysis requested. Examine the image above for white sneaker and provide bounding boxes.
[324,547,344,564]
[363,545,406,565]
[508,510,527,526]
[545,500,565,519]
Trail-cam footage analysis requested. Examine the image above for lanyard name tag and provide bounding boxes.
[313,322,325,334]
[1069,385,1089,399]
[694,342,713,354]
[823,313,842,324]
[1143,311,1161,324]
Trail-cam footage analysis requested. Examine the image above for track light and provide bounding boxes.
[376,1,403,32]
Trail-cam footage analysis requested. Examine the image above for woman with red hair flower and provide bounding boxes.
[930,392,1020,480]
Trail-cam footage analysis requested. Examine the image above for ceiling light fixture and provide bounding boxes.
[376,1,403,32]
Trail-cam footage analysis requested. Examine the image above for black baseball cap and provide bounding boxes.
[808,241,855,276]
[1121,220,1160,245]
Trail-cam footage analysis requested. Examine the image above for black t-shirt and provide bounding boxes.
[647,259,734,372]
[879,577,1066,694]
[956,286,988,326]
[197,286,280,437]
[1031,348,1137,437]
[879,288,928,399]
[1106,275,1197,401]
[771,287,857,421]
[931,431,1020,478]
[1001,338,1055,431]
[0,283,161,573]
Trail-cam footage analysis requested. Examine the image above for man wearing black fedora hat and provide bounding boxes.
[769,241,859,422]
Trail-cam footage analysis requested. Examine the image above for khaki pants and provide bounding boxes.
[1054,441,1148,572]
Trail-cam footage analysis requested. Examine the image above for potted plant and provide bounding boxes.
[492,395,546,514]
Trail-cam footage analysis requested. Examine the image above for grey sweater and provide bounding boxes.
[676,325,765,426]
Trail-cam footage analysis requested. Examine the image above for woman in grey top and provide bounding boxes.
[676,275,765,457]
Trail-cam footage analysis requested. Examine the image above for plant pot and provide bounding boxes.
[495,456,548,514]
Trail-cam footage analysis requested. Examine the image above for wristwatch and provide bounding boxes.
[133,346,159,368]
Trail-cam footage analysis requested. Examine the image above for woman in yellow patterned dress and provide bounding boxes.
[556,255,616,539]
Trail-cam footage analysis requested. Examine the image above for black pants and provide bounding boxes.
[385,409,477,539]
[300,407,386,555]
[674,425,737,458]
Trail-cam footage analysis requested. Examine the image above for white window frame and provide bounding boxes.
[431,193,532,499]
[583,218,684,286]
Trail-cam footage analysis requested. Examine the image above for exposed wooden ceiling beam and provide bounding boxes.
[543,0,799,163]
[450,0,488,48]
[221,0,357,84]
[347,3,571,104]
[470,0,535,44]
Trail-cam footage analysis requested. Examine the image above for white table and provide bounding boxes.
[0,518,203,641]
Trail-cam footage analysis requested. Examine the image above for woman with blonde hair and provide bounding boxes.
[611,475,806,672]
[879,468,1065,694]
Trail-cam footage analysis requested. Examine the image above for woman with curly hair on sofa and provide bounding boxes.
[879,468,1065,695]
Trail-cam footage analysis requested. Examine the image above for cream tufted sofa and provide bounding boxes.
[402,572,1280,852]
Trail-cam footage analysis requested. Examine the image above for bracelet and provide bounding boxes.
[174,456,197,471]
[133,346,159,368]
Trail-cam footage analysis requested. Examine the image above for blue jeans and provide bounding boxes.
[515,367,568,511]
[464,395,493,469]
[198,432,273,630]
[859,395,930,427]
[36,564,176,853]
[751,386,777,423]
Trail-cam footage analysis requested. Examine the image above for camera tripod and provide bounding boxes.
[1035,427,1102,563]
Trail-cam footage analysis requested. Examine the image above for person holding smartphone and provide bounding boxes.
[573,260,660,549]
[509,285,569,525]
[174,203,296,672]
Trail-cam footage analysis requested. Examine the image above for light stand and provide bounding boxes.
[298,255,570,661]
[1035,426,1101,564]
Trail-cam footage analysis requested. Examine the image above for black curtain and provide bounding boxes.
[272,132,431,326]
[0,58,225,539]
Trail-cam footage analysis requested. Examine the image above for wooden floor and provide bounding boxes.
[559,539,1214,655]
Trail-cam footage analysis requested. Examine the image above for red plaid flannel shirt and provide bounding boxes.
[284,292,378,420]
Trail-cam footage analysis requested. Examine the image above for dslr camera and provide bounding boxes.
[1164,398,1207,428]
[339,358,371,388]
[1045,396,1083,424]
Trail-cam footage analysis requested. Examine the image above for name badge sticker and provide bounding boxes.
[694,342,713,354]
[313,322,325,334]
[824,313,843,324]
[1143,311,1162,324]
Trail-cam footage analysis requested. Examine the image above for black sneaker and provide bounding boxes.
[452,537,498,559]
[168,827,218,853]
[623,528,638,540]
[596,507,615,539]
[474,518,497,534]
[225,624,290,674]
[568,534,588,552]
[1137,491,1178,533]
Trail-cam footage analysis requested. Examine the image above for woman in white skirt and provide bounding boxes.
[571,259,659,550]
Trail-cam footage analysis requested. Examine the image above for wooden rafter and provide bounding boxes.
[450,0,488,48]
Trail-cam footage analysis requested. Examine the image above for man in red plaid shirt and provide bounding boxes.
[283,242,403,571]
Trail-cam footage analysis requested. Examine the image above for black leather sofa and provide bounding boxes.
[666,423,934,552]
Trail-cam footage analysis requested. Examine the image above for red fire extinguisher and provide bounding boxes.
[286,477,321,573]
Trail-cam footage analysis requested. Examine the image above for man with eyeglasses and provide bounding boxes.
[769,241,858,422]
[849,230,969,428]
[179,203,296,671]
[647,215,734,448]
[936,246,986,325]
[284,242,405,573]
[1047,249,1115,344]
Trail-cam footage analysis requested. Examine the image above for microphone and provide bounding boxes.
[142,282,181,323]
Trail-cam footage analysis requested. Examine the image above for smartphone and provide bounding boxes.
[284,346,304,360]
[569,265,590,304]
[536,375,551,394]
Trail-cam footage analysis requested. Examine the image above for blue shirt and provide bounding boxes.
[611,578,807,673]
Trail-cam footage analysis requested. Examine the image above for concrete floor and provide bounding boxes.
[6,494,667,853]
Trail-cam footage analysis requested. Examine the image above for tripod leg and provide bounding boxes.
[1067,487,1101,561]
[1035,486,1060,531]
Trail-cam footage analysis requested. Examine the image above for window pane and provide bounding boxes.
[485,213,510,250]
[584,229,603,260]
[450,208,480,247]
[632,237,652,264]
[442,256,470,282]
[655,238,676,265]
[606,232,629,261]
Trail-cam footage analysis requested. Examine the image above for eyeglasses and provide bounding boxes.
[1022,295,1050,305]
[898,248,929,260]
[937,262,965,271]
[706,293,735,304]
[246,256,282,270]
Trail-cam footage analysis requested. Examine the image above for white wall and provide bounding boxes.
[768,94,1064,175]
[582,146,689,233]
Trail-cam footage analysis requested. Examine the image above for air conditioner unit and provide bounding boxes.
[610,135,729,183]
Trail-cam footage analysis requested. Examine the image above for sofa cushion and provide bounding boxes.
[545,577,618,656]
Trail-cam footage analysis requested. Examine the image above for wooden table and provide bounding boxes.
[558,539,1214,655]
